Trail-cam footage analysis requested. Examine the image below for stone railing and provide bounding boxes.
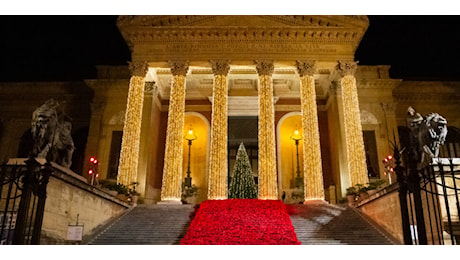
[6,158,130,244]
[355,183,404,244]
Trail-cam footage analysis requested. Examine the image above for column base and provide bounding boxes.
[303,199,327,205]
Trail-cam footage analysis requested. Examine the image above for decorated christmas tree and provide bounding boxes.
[229,142,258,199]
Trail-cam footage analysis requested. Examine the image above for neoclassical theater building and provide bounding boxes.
[1,15,460,205]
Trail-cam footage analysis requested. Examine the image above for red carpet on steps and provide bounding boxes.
[180,199,301,245]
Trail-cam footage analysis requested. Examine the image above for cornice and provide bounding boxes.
[121,27,364,45]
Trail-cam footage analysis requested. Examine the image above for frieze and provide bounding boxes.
[165,42,338,54]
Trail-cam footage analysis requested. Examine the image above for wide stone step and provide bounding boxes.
[288,201,399,245]
[87,204,195,245]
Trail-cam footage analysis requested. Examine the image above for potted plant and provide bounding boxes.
[356,183,369,201]
[129,182,140,205]
[367,179,386,196]
[345,186,358,205]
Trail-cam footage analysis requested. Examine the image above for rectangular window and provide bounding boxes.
[363,131,379,178]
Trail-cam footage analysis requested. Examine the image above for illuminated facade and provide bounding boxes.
[1,16,460,205]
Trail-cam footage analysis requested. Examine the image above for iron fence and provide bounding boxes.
[0,158,51,245]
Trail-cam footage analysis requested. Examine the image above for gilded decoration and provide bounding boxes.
[117,75,145,185]
[161,62,189,201]
[208,60,230,199]
[297,61,324,200]
[257,60,278,200]
[338,66,368,186]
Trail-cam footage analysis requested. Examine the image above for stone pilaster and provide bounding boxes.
[296,60,324,200]
[117,61,148,185]
[336,61,368,186]
[160,61,189,202]
[208,60,230,200]
[255,60,278,200]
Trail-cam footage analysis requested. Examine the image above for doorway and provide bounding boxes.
[228,116,258,186]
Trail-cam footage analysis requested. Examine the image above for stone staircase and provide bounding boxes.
[288,201,400,245]
[87,204,195,245]
[86,201,399,245]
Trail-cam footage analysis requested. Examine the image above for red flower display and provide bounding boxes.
[181,199,301,245]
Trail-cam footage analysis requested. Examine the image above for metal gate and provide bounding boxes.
[395,150,460,245]
[0,158,51,245]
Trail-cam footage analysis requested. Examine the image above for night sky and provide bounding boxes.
[0,15,459,82]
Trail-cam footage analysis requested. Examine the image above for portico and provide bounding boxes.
[115,15,372,203]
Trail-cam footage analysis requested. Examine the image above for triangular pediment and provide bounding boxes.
[118,15,368,29]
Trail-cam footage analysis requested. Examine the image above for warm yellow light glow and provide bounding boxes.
[294,130,299,136]
[257,73,278,200]
[117,75,145,185]
[185,127,197,141]
[161,74,187,201]
[341,75,368,186]
[208,74,229,200]
[300,75,324,200]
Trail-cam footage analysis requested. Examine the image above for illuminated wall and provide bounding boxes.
[182,113,210,203]
[277,113,303,192]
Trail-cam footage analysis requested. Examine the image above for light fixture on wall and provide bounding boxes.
[184,126,197,189]
[290,129,303,189]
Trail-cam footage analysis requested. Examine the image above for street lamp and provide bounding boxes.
[184,127,197,189]
[290,129,303,189]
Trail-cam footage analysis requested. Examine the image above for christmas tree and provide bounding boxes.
[229,142,258,199]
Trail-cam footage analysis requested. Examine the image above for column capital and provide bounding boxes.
[336,60,358,77]
[128,61,149,77]
[168,61,189,76]
[210,60,231,75]
[144,81,158,97]
[296,60,317,77]
[255,60,274,76]
[329,80,341,96]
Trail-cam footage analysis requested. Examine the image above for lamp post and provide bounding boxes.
[184,127,197,189]
[290,129,303,189]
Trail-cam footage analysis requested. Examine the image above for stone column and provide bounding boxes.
[296,61,324,200]
[336,61,368,186]
[208,60,230,200]
[255,60,278,200]
[160,61,189,202]
[117,61,148,186]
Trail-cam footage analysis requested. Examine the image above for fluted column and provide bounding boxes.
[160,61,189,202]
[336,61,368,186]
[296,61,324,200]
[208,60,230,200]
[255,60,278,200]
[117,61,148,185]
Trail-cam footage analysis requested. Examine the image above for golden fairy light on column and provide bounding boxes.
[336,61,368,186]
[117,61,148,186]
[296,60,324,201]
[255,60,278,200]
[161,61,189,202]
[208,60,230,200]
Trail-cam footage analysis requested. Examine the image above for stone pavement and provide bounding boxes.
[87,204,195,245]
[288,201,400,245]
